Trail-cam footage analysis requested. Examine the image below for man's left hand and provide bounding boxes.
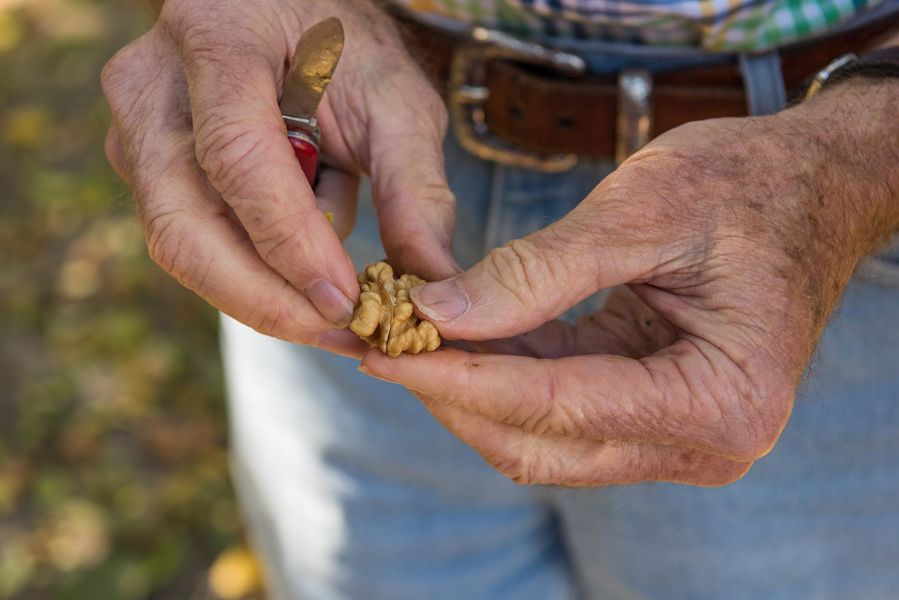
[360,79,899,487]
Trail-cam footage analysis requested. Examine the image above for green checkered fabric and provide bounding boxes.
[393,0,885,51]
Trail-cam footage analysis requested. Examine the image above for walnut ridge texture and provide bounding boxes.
[349,262,441,357]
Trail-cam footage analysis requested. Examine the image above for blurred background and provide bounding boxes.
[0,0,261,598]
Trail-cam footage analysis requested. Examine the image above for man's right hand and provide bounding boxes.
[101,0,458,357]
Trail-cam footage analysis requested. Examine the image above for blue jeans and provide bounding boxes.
[221,30,899,600]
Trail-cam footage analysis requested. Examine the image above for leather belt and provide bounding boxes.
[393,8,899,171]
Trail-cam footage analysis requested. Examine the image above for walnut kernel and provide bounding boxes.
[348,262,441,357]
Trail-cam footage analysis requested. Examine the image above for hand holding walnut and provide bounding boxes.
[360,80,899,488]
[101,0,458,357]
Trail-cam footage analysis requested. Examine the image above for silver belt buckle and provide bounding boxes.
[449,28,586,173]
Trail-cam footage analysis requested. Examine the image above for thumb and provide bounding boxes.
[411,209,652,341]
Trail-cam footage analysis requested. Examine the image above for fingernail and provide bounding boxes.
[358,364,396,384]
[305,280,355,327]
[411,278,469,322]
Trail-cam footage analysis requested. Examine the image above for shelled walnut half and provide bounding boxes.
[349,262,441,358]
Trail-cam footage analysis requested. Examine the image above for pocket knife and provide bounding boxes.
[280,17,345,185]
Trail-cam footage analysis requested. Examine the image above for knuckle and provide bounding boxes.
[162,0,269,69]
[100,52,128,100]
[723,429,767,463]
[484,239,553,320]
[488,451,537,486]
[660,447,753,487]
[700,461,753,487]
[501,459,537,486]
[101,31,177,139]
[519,409,557,437]
[251,307,285,339]
[418,183,456,213]
[145,210,182,273]
[670,352,795,463]
[194,118,268,196]
[101,38,150,107]
[177,24,223,66]
[750,389,794,459]
[720,388,793,462]
[159,0,208,41]
[255,220,305,266]
[514,369,578,437]
[245,290,309,342]
[716,462,753,486]
[144,210,209,292]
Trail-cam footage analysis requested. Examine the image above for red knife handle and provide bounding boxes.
[287,129,320,184]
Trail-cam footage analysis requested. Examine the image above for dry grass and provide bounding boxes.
[0,1,247,597]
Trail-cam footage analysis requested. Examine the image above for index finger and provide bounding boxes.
[360,341,791,463]
[172,18,359,324]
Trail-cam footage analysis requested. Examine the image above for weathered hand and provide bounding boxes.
[361,80,899,487]
[101,0,457,356]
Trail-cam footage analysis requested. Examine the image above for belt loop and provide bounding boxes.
[616,69,654,164]
[738,51,787,116]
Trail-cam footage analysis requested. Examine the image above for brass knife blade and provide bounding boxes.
[280,18,345,119]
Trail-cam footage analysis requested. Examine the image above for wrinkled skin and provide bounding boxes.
[103,2,899,490]
[101,0,458,357]
[362,82,899,488]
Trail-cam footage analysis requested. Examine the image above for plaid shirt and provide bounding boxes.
[393,0,884,50]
